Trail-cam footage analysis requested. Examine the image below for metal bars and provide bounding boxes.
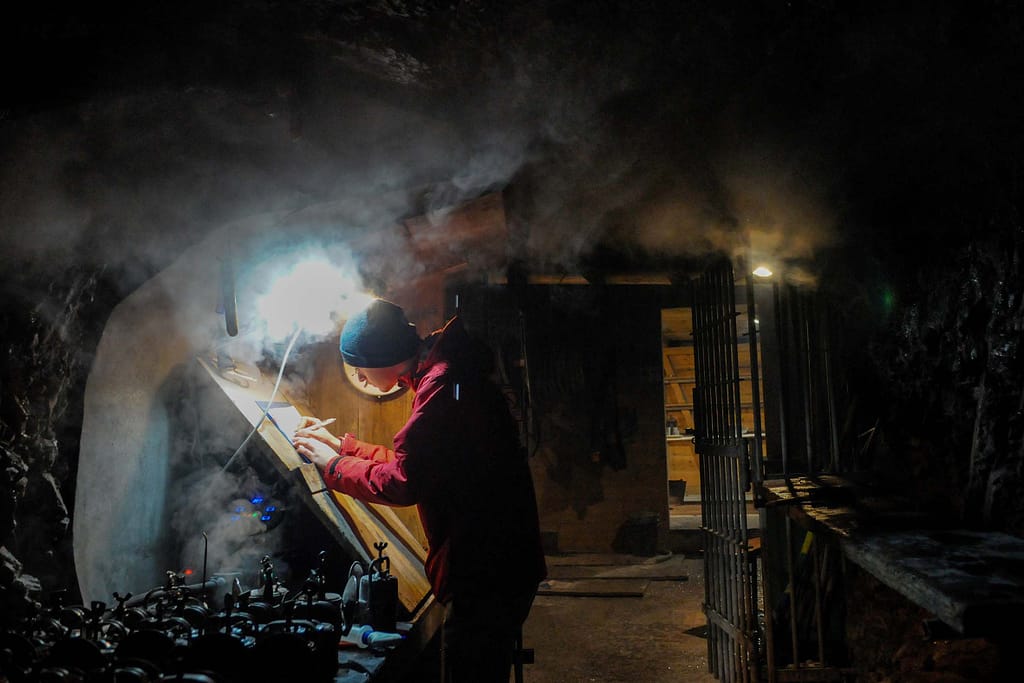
[761,284,840,479]
[692,262,759,683]
[752,280,852,682]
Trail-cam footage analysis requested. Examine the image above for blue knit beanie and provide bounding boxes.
[340,299,421,368]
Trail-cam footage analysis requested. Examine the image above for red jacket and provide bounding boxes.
[323,316,547,603]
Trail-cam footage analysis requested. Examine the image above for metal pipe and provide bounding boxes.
[717,275,731,681]
[716,269,735,682]
[760,508,777,682]
[813,538,825,665]
[693,278,716,675]
[723,267,742,683]
[201,531,209,605]
[709,274,728,681]
[784,515,800,669]
[734,270,754,682]
[728,268,743,443]
[771,282,789,477]
[745,273,765,482]
[820,301,841,473]
[800,292,815,473]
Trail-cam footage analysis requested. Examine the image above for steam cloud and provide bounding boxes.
[164,360,299,590]
[0,9,842,309]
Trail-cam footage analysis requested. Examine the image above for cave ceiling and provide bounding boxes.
[1,1,1022,291]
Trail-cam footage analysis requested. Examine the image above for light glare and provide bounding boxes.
[752,265,773,278]
[255,256,372,340]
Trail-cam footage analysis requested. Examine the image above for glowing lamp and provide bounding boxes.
[254,255,374,341]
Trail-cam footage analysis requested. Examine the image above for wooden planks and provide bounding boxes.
[842,530,1024,635]
[537,554,692,596]
[546,561,689,582]
[537,579,649,597]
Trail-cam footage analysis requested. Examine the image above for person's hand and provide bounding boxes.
[293,435,341,470]
[294,415,341,453]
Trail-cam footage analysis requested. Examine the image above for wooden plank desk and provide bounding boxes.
[196,356,435,621]
[762,476,1024,637]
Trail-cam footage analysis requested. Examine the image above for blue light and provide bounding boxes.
[251,496,264,504]
[235,507,243,513]
[261,515,272,522]
[231,515,240,522]
[266,506,276,512]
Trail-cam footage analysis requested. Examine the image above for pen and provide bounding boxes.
[297,417,335,432]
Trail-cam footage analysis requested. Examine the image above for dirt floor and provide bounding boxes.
[521,554,718,683]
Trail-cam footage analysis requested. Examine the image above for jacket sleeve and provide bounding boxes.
[338,433,395,463]
[322,370,453,506]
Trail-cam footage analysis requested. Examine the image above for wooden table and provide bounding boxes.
[762,476,1024,637]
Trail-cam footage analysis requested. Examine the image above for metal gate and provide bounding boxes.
[692,261,763,683]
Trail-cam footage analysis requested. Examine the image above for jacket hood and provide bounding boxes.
[415,315,494,384]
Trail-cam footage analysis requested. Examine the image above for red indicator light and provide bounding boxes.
[183,568,194,576]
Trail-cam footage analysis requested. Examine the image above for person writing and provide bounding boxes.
[293,298,546,682]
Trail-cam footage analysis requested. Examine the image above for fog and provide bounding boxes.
[0,3,858,316]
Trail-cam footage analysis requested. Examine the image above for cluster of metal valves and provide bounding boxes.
[0,551,396,682]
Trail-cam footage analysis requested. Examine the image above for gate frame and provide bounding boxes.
[693,260,852,683]
[692,262,762,683]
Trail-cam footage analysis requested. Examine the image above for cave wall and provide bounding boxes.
[831,225,1024,535]
[816,153,1024,681]
[0,264,115,625]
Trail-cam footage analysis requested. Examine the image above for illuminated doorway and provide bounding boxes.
[662,306,766,508]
